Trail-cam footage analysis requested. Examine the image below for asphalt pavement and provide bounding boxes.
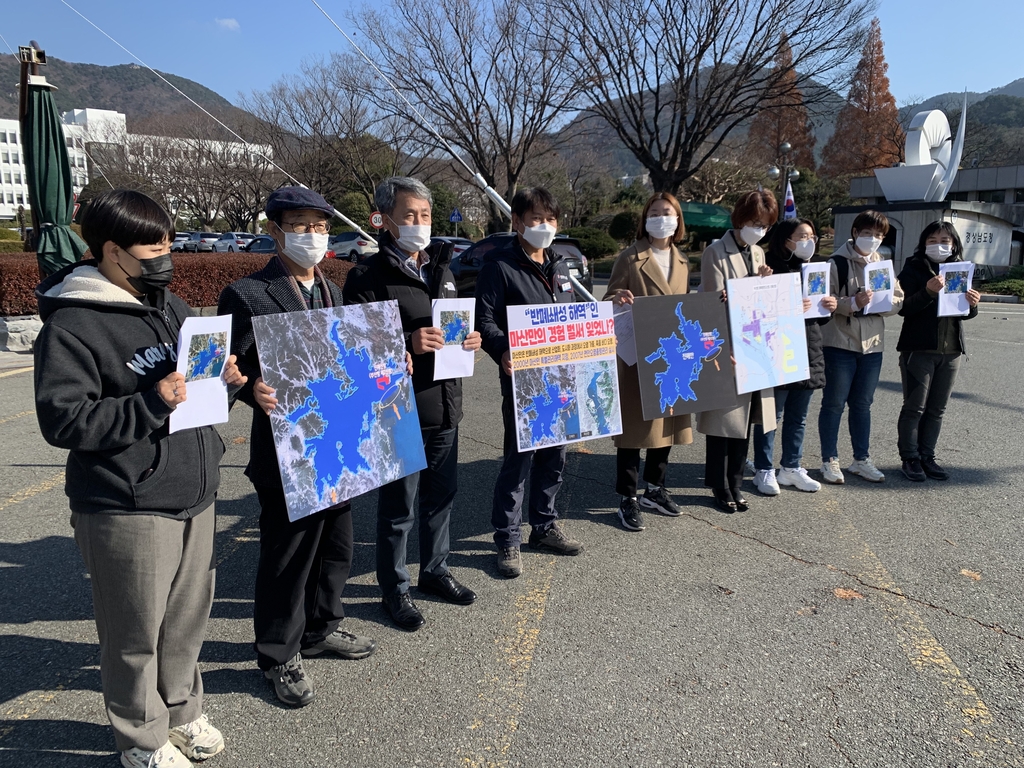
[1,302,1022,767]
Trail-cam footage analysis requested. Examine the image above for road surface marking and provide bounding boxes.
[0,409,34,427]
[0,472,65,512]
[0,366,33,379]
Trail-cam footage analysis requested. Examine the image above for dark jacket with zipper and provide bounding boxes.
[342,233,463,430]
[474,236,576,397]
[34,259,223,518]
[765,249,831,390]
[218,256,345,487]
[897,253,978,353]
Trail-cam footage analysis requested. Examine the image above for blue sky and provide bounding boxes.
[0,0,1021,107]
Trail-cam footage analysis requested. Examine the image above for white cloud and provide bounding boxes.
[215,18,240,32]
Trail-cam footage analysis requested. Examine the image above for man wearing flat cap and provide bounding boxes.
[219,187,377,708]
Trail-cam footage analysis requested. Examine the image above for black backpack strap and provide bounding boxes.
[831,256,850,296]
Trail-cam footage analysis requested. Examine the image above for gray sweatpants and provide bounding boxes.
[897,351,962,461]
[72,506,215,752]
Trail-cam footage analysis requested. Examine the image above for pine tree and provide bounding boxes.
[821,18,904,177]
[747,37,817,171]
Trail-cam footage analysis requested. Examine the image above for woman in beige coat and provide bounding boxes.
[608,192,692,532]
[698,190,778,513]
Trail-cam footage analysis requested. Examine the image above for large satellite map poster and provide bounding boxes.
[725,274,810,395]
[252,301,427,521]
[632,293,737,420]
[508,302,622,452]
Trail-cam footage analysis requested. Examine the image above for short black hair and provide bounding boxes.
[767,217,816,262]
[510,187,561,221]
[851,210,890,237]
[81,189,175,261]
[913,220,963,261]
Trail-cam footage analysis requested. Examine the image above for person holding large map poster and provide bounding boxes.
[606,192,694,532]
[696,190,778,513]
[819,211,904,486]
[219,188,377,709]
[344,177,482,632]
[895,222,980,482]
[476,188,584,579]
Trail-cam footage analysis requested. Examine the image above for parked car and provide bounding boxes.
[243,235,277,254]
[182,232,221,253]
[212,232,255,252]
[430,236,474,261]
[448,233,593,299]
[329,230,379,262]
[171,232,193,252]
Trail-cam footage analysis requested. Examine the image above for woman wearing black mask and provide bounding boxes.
[895,221,980,482]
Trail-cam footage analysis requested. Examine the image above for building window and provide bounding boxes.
[16,193,24,204]
[977,189,1006,204]
[1015,189,1024,204]
[3,173,10,184]
[13,173,20,184]
[1,152,7,163]
[6,193,13,204]
[0,133,6,143]
[947,191,969,201]
[11,152,18,164]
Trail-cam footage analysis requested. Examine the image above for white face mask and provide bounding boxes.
[394,224,432,254]
[925,243,953,262]
[738,225,767,247]
[855,235,883,255]
[282,232,329,269]
[646,215,678,240]
[791,239,816,261]
[521,222,557,250]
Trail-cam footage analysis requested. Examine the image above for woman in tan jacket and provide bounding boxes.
[607,192,692,532]
[697,190,778,513]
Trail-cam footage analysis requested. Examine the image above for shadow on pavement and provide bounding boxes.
[0,719,112,766]
[0,536,93,624]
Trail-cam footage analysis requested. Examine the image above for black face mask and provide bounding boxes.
[117,251,175,294]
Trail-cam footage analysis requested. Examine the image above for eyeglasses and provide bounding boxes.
[792,235,819,243]
[281,221,330,235]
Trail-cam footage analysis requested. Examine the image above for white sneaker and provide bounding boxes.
[820,458,845,485]
[777,467,821,493]
[743,459,757,478]
[169,713,225,761]
[121,742,189,768]
[754,469,780,496]
[848,457,885,483]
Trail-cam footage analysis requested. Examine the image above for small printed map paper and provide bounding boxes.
[507,301,621,452]
[938,262,974,317]
[863,259,896,314]
[170,315,231,434]
[632,293,737,420]
[613,303,637,367]
[253,302,427,522]
[725,274,810,395]
[801,263,831,319]
[432,298,475,380]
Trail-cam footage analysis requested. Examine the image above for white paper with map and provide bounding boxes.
[725,274,810,395]
[862,259,896,314]
[432,298,475,380]
[613,303,637,367]
[801,263,831,319]
[508,301,622,452]
[170,314,231,434]
[938,261,974,317]
[252,302,427,521]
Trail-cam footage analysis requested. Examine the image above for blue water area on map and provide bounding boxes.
[442,314,469,345]
[869,269,891,291]
[644,303,724,412]
[188,336,225,380]
[807,273,826,295]
[586,370,610,434]
[945,271,968,293]
[524,371,579,444]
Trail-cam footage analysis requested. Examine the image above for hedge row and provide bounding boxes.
[0,252,354,316]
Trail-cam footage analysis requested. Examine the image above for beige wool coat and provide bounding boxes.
[607,238,694,449]
[695,230,777,439]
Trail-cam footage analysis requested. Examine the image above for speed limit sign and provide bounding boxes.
[370,211,384,229]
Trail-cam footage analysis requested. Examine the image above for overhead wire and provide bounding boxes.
[0,31,16,56]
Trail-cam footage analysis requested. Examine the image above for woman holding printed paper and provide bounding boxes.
[751,218,836,496]
[895,221,980,482]
[818,210,903,485]
[608,192,693,531]
[697,190,777,513]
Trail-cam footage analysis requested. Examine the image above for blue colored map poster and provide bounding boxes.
[632,293,737,420]
[253,301,427,521]
[507,302,622,452]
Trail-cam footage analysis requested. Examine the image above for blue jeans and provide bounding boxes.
[753,388,814,470]
[818,347,884,462]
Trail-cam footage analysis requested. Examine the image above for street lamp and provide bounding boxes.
[767,141,800,221]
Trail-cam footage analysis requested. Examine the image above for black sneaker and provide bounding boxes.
[528,522,583,555]
[920,457,949,481]
[617,497,645,531]
[640,486,682,516]
[901,459,926,482]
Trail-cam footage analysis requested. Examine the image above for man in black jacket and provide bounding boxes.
[219,187,376,708]
[475,187,583,579]
[344,176,480,631]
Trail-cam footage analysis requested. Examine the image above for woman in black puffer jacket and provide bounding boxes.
[751,218,837,495]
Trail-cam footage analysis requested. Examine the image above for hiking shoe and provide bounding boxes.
[302,629,377,660]
[777,467,821,493]
[528,522,583,555]
[901,459,927,482]
[264,653,314,707]
[848,457,885,483]
[168,714,224,761]
[920,457,949,481]
[497,546,522,578]
[640,486,682,516]
[754,469,780,496]
[820,458,845,485]
[617,497,645,531]
[743,459,757,478]
[121,743,189,768]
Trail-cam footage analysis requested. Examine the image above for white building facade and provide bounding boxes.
[0,118,90,222]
